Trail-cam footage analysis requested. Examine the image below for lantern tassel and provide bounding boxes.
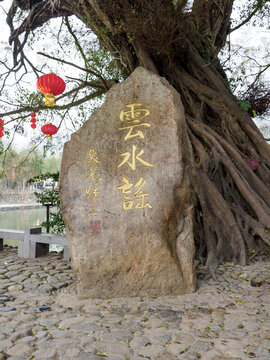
[46,134,53,140]
[45,93,56,107]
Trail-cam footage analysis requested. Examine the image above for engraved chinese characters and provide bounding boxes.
[60,67,196,299]
[85,149,102,213]
[117,103,153,211]
[118,103,150,140]
[117,176,152,211]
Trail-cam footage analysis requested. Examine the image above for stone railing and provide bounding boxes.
[0,190,37,204]
[0,227,69,261]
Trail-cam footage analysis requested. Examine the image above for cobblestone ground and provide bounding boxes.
[0,247,269,360]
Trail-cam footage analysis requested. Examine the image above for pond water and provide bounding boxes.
[0,207,46,246]
[0,207,46,230]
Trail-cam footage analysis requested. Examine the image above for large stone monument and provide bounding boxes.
[60,67,196,298]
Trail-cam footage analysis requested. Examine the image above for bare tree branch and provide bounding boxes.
[65,76,117,90]
[9,0,72,63]
[0,89,105,118]
[230,1,268,33]
[15,137,46,171]
[64,16,90,68]
[251,63,270,87]
[37,52,109,90]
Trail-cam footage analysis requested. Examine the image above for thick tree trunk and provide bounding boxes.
[163,55,270,275]
[10,0,270,276]
[68,0,270,276]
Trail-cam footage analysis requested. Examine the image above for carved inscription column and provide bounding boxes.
[85,149,102,213]
[117,103,153,211]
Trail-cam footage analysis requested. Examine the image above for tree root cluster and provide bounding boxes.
[183,97,270,278]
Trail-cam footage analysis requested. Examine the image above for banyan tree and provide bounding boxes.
[5,0,270,277]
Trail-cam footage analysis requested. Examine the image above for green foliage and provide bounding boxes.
[0,145,63,233]
[32,170,65,234]
[231,0,270,29]
[0,147,61,183]
[28,171,60,184]
[34,187,59,204]
[237,99,251,111]
[34,188,65,234]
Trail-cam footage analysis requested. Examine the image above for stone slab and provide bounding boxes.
[60,67,196,298]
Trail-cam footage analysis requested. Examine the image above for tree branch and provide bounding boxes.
[191,0,233,52]
[175,0,188,13]
[250,63,270,88]
[64,16,90,68]
[9,0,72,63]
[65,76,117,90]
[0,90,105,118]
[88,0,115,33]
[230,1,267,33]
[15,138,46,171]
[37,52,109,91]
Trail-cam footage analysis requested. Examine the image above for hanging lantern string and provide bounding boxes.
[30,112,37,129]
[0,119,4,138]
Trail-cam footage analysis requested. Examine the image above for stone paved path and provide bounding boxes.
[0,247,269,360]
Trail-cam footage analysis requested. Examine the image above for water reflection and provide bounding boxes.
[0,208,46,230]
[0,207,45,246]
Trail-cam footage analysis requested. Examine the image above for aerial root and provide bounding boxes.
[184,118,270,278]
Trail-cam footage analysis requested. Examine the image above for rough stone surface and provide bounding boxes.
[0,247,269,359]
[6,343,33,357]
[60,67,196,298]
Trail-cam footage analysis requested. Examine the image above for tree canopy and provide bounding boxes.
[0,1,269,141]
[0,146,61,185]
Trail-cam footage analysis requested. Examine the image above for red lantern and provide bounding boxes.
[41,123,58,140]
[37,73,65,107]
[0,120,4,136]
[30,113,37,128]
